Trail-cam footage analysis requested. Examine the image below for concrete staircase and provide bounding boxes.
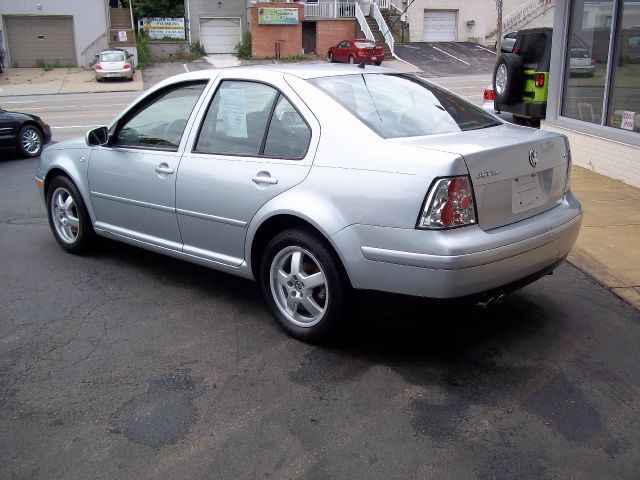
[109,7,136,47]
[364,15,393,56]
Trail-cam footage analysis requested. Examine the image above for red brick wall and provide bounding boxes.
[249,3,303,59]
[316,20,356,59]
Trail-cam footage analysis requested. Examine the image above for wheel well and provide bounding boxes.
[19,121,42,134]
[250,214,351,286]
[44,168,70,197]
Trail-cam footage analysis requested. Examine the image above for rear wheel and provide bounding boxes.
[46,176,96,254]
[493,53,523,105]
[17,125,43,158]
[260,229,348,342]
[375,61,382,66]
[328,52,334,63]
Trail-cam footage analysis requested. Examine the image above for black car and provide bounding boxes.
[0,107,51,158]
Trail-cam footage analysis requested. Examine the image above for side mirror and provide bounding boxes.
[85,126,109,146]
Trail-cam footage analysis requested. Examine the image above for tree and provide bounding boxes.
[123,0,185,19]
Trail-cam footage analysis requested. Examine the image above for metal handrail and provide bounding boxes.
[389,0,407,22]
[372,2,394,55]
[80,31,109,68]
[355,3,375,41]
[503,0,551,32]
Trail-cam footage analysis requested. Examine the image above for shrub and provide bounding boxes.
[234,30,252,60]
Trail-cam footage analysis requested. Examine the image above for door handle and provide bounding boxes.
[252,172,278,185]
[155,164,174,175]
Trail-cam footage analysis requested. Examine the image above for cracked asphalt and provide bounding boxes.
[2,131,640,477]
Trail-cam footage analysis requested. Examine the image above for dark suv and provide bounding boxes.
[492,28,552,126]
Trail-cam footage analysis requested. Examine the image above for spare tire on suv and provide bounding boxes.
[493,53,524,105]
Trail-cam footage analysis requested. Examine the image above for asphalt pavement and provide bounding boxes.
[395,42,498,77]
[1,56,640,479]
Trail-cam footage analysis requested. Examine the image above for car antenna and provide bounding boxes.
[358,0,416,69]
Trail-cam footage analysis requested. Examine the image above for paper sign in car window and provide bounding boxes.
[220,88,248,138]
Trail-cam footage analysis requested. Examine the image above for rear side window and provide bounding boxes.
[517,33,548,66]
[195,80,311,159]
[309,74,500,138]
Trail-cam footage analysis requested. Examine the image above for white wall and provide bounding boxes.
[406,0,550,42]
[0,0,108,65]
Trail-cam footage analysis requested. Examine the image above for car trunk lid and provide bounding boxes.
[393,124,570,230]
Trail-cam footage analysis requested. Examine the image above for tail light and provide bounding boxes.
[512,47,520,54]
[417,176,477,229]
[535,73,545,87]
[123,63,131,69]
[483,88,495,101]
[95,64,103,70]
[564,149,572,194]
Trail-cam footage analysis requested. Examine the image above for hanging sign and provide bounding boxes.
[258,8,299,25]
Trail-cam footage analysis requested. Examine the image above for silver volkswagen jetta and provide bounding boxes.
[36,64,582,340]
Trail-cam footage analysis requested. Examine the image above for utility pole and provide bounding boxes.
[496,0,503,57]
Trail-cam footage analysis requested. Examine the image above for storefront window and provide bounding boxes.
[606,0,640,133]
[561,0,614,124]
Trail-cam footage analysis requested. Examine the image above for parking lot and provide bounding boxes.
[1,59,640,478]
[395,42,498,77]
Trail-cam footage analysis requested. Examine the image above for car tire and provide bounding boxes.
[17,125,43,158]
[260,229,348,342]
[375,61,382,66]
[328,52,334,63]
[348,55,355,64]
[492,53,523,106]
[46,176,96,254]
[96,77,103,82]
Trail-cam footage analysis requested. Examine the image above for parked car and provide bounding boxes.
[328,39,384,65]
[495,31,518,53]
[0,107,51,158]
[36,65,581,341]
[492,28,553,126]
[94,49,135,82]
[569,47,596,76]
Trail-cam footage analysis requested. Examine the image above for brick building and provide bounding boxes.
[248,2,356,59]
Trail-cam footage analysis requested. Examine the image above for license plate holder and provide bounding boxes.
[512,174,545,213]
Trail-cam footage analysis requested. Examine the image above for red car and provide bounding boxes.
[327,39,384,65]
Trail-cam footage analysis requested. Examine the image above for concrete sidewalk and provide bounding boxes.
[0,67,143,96]
[568,167,640,308]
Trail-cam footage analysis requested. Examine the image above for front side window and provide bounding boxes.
[195,80,311,159]
[309,74,500,138]
[113,82,206,150]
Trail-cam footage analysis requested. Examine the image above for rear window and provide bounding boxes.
[101,52,125,62]
[517,33,548,65]
[354,41,376,48]
[309,74,500,138]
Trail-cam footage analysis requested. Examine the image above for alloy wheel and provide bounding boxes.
[22,128,41,155]
[269,246,328,327]
[495,64,508,95]
[50,187,80,244]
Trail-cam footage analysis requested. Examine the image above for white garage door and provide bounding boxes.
[199,17,241,54]
[422,10,457,42]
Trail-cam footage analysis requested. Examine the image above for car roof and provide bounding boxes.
[160,63,398,83]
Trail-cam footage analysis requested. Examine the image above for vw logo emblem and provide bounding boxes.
[528,149,539,168]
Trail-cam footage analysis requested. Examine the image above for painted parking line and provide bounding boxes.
[475,44,496,53]
[183,63,190,73]
[430,45,471,65]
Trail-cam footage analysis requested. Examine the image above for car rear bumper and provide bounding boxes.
[95,69,133,79]
[331,193,582,298]
[495,100,547,119]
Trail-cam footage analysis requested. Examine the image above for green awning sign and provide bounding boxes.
[258,8,299,25]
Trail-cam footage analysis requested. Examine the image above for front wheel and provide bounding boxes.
[18,125,43,158]
[260,229,348,342]
[328,52,334,63]
[46,176,96,254]
[348,55,355,64]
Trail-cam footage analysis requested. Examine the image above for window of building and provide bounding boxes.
[561,0,640,135]
[606,0,640,133]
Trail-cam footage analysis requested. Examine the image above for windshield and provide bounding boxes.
[101,52,125,62]
[309,74,501,138]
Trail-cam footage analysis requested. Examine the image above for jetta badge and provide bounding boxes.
[528,149,539,168]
